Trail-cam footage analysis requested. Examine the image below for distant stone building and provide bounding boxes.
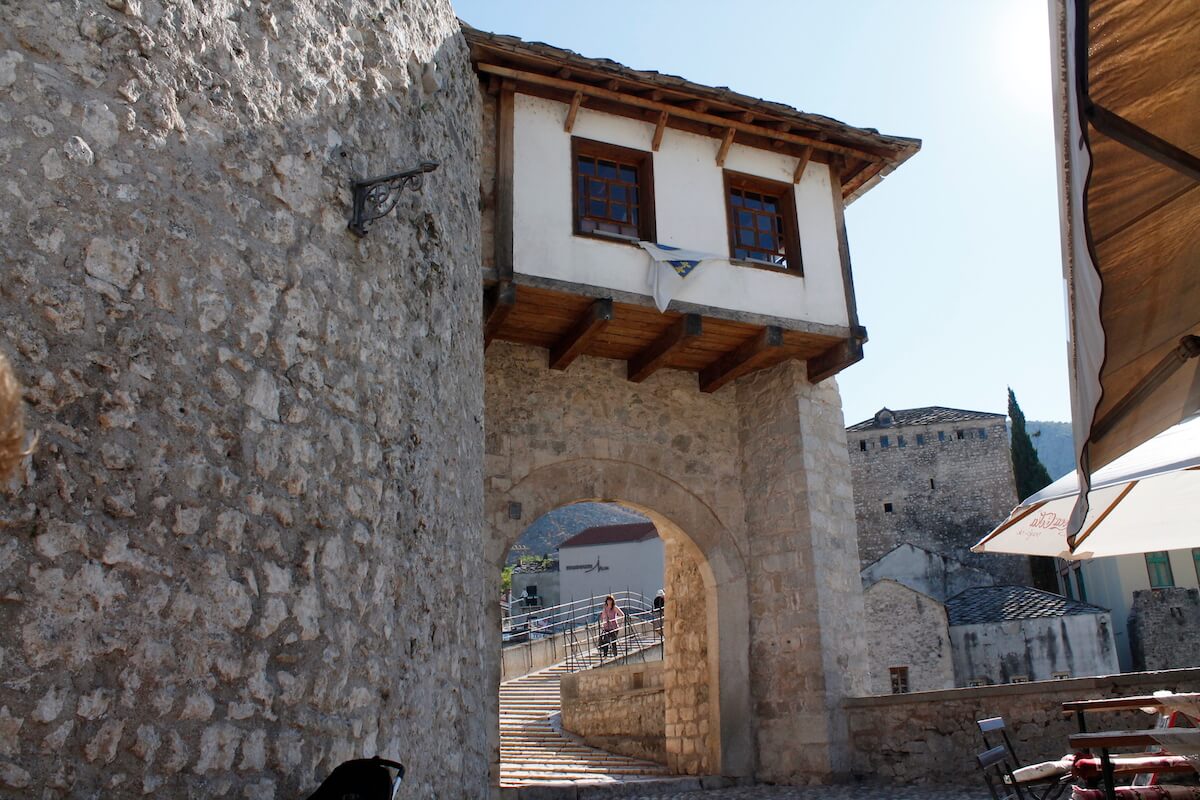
[510,560,561,611]
[862,544,1120,691]
[847,406,1031,585]
[862,579,955,695]
[1128,587,1200,671]
[947,586,1119,685]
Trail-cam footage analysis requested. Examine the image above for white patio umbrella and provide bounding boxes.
[972,414,1200,560]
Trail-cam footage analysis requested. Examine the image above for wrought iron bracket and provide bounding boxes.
[348,160,439,237]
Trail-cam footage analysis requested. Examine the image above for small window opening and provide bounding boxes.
[897,435,906,448]
[978,427,988,439]
[883,502,894,513]
[915,433,925,446]
[1009,675,1030,684]
[956,430,965,440]
[889,666,909,694]
[938,430,946,442]
[929,478,935,490]
[880,435,890,448]
[859,440,867,452]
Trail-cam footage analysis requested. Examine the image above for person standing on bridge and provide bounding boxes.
[598,595,623,659]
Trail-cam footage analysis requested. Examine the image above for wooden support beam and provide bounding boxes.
[652,111,668,151]
[628,314,703,383]
[483,282,516,350]
[495,85,515,280]
[549,298,613,370]
[699,326,784,393]
[605,79,620,91]
[806,337,863,384]
[564,91,583,132]
[689,99,709,113]
[474,62,892,162]
[793,145,813,184]
[716,128,735,167]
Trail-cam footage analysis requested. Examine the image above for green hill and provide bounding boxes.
[1026,420,1074,480]
[506,502,650,565]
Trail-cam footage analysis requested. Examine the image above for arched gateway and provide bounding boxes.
[488,458,754,778]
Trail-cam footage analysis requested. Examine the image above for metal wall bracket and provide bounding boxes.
[348,160,439,237]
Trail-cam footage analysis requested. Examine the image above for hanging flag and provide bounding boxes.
[638,242,720,312]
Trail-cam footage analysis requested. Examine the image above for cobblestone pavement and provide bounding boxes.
[617,785,984,800]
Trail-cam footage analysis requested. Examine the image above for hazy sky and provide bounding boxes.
[456,0,1071,425]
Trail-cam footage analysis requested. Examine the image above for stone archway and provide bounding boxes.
[486,457,754,781]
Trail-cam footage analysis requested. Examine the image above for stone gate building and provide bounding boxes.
[470,28,919,786]
[0,5,918,796]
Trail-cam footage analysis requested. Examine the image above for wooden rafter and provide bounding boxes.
[716,128,735,167]
[483,282,517,350]
[652,110,668,151]
[495,84,516,280]
[474,62,893,163]
[628,314,703,383]
[564,91,583,132]
[793,145,813,184]
[549,298,613,370]
[699,326,784,393]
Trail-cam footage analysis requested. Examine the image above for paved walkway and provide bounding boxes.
[499,652,672,788]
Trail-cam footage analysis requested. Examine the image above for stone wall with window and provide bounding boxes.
[863,580,955,695]
[847,414,1030,585]
[0,3,488,796]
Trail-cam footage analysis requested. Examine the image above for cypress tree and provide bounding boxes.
[1008,388,1053,501]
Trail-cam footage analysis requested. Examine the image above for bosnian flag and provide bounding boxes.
[638,242,720,312]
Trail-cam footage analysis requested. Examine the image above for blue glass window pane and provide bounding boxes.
[611,185,626,203]
[578,158,595,175]
[619,166,637,183]
[762,197,777,212]
[598,160,617,179]
[745,195,762,211]
[590,198,606,216]
[590,180,605,197]
[629,187,639,204]
[734,247,748,259]
[758,233,775,249]
[731,193,743,207]
[611,203,626,222]
[630,208,638,225]
[756,215,771,231]
[738,210,753,226]
[739,229,755,246]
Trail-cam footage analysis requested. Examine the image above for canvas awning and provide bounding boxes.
[1052,0,1200,532]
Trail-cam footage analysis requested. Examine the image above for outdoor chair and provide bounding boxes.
[979,717,1074,800]
[980,744,1027,800]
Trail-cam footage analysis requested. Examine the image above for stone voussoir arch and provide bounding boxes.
[488,456,754,777]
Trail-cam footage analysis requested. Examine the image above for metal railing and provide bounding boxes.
[500,590,663,676]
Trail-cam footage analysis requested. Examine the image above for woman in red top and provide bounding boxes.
[598,595,623,659]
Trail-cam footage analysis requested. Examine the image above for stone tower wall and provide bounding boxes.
[1129,588,1200,671]
[0,2,486,797]
[847,417,1030,584]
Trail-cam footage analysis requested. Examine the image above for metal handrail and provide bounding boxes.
[501,590,663,675]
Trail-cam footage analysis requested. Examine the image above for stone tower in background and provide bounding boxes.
[0,2,488,796]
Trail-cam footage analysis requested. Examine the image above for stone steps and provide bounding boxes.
[499,647,670,791]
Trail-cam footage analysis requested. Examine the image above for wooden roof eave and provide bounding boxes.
[464,26,921,191]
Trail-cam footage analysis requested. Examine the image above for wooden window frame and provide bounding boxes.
[723,170,803,275]
[571,137,656,245]
[1145,551,1175,588]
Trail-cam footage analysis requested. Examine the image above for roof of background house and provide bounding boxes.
[847,406,1005,432]
[945,585,1110,626]
[558,522,658,549]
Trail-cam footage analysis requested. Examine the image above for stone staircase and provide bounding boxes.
[499,650,677,792]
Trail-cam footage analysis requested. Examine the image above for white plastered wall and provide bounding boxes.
[558,537,666,605]
[511,93,850,326]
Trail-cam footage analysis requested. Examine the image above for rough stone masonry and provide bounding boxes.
[0,2,488,797]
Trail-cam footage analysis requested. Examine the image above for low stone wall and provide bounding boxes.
[845,668,1200,785]
[560,661,665,764]
[1129,588,1200,671]
[501,630,573,682]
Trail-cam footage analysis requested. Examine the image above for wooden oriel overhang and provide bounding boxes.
[469,24,919,391]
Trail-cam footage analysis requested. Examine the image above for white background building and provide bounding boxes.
[558,522,664,607]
